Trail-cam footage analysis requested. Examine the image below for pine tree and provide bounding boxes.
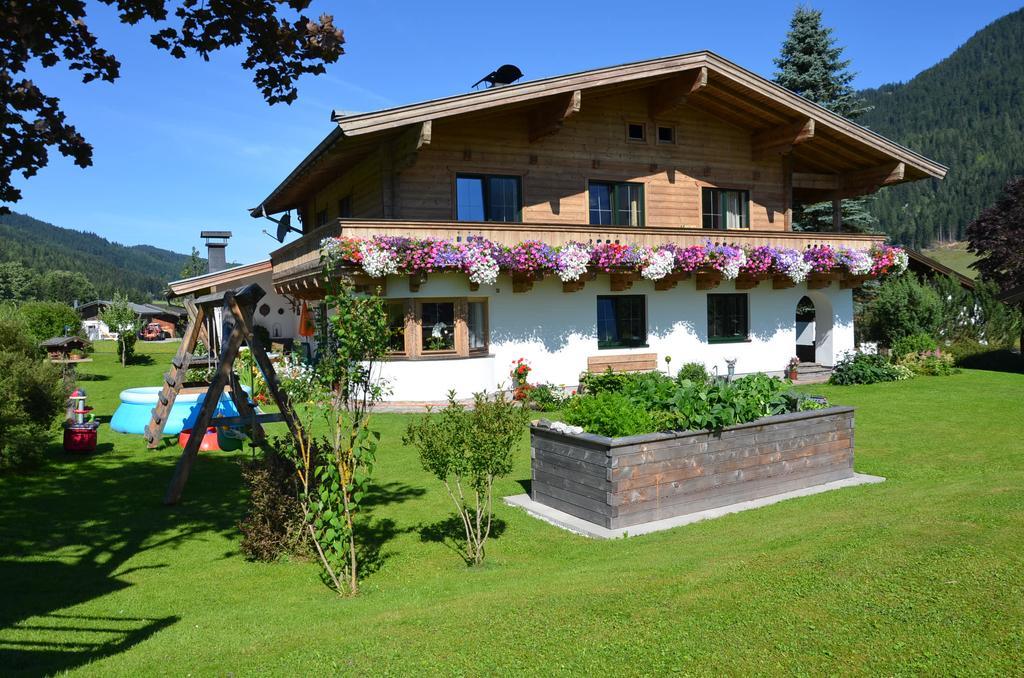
[180,247,207,279]
[774,6,872,232]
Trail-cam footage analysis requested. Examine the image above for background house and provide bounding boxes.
[78,300,185,341]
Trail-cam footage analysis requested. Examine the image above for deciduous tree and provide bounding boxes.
[99,293,141,367]
[967,176,1024,348]
[0,1,345,211]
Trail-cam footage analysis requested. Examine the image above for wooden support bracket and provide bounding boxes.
[734,274,761,290]
[409,271,427,293]
[529,90,581,142]
[752,118,815,160]
[648,67,708,117]
[562,279,586,293]
[772,275,796,290]
[653,271,691,291]
[609,272,639,292]
[512,272,536,293]
[696,271,723,291]
[840,275,868,289]
[807,272,835,290]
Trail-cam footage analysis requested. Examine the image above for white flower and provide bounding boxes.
[358,241,399,278]
[893,249,909,275]
[720,250,746,280]
[839,248,873,276]
[320,237,343,262]
[556,242,592,282]
[776,249,812,284]
[640,249,675,280]
[467,252,499,286]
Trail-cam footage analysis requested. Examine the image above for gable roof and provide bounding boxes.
[78,300,186,319]
[906,250,975,290]
[254,50,947,215]
[167,259,273,298]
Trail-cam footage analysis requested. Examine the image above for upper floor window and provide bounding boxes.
[702,187,750,230]
[657,125,675,144]
[338,195,353,219]
[589,181,644,227]
[456,174,521,222]
[315,208,328,227]
[626,122,646,142]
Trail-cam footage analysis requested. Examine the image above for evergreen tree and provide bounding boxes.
[37,270,96,306]
[774,6,872,232]
[0,261,38,302]
[180,247,207,279]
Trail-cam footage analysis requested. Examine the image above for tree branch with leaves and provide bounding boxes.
[0,1,344,211]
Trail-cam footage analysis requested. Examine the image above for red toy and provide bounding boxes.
[178,427,221,452]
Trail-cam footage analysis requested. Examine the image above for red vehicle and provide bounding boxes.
[138,322,168,341]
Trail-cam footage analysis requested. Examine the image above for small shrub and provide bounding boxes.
[562,391,656,438]
[900,352,959,376]
[404,390,529,565]
[238,445,309,561]
[578,368,633,395]
[828,352,905,385]
[527,383,569,412]
[676,362,710,384]
[891,333,938,360]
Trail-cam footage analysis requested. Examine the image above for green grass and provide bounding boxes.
[922,241,979,279]
[2,342,1023,675]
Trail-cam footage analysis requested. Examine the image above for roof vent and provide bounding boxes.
[472,64,523,89]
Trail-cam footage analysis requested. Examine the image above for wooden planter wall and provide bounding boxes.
[530,407,855,529]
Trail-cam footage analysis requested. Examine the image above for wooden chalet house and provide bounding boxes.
[252,51,946,401]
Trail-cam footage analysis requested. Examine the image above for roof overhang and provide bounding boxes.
[167,260,273,298]
[254,50,947,215]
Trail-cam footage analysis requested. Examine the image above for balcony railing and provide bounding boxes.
[270,218,887,293]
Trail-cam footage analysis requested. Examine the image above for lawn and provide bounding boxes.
[2,341,1022,675]
[922,241,979,279]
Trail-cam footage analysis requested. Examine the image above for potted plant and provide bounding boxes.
[787,357,800,380]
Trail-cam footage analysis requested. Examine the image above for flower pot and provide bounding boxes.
[787,369,799,380]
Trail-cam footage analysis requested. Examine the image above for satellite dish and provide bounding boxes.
[472,64,523,89]
[251,205,301,242]
[275,213,293,243]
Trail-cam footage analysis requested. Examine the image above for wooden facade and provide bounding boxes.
[254,51,946,295]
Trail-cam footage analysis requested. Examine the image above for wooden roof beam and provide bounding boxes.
[393,120,432,173]
[528,90,581,142]
[836,162,905,198]
[793,172,839,191]
[648,67,707,117]
[752,118,815,160]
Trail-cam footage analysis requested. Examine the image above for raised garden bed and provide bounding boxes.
[529,406,857,530]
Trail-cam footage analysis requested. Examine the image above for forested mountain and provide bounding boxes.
[0,212,201,301]
[859,8,1024,248]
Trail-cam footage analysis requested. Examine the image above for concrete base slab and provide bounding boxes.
[504,472,885,539]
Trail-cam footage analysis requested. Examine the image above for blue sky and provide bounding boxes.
[9,0,1021,264]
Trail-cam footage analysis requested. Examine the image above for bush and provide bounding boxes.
[828,352,907,385]
[676,362,711,384]
[0,312,66,470]
[891,333,938,360]
[900,352,959,376]
[562,391,657,437]
[238,445,308,561]
[862,273,942,347]
[578,368,634,395]
[18,301,82,343]
[526,383,569,412]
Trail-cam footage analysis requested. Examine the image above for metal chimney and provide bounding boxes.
[201,231,232,273]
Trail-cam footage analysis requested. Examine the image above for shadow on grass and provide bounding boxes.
[127,354,155,366]
[76,373,110,382]
[418,513,507,564]
[957,349,1024,374]
[0,446,244,675]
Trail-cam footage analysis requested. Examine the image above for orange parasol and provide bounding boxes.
[298,302,316,337]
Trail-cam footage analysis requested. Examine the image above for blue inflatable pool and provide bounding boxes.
[110,386,251,436]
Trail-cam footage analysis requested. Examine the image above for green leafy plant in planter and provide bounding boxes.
[404,390,529,566]
[828,352,909,385]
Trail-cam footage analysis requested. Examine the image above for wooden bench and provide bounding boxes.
[586,352,658,374]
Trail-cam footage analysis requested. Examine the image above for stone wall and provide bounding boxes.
[530,407,855,529]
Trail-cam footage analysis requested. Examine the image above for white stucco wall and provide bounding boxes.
[376,273,854,401]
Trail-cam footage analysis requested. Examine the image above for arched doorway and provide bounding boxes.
[795,296,816,363]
